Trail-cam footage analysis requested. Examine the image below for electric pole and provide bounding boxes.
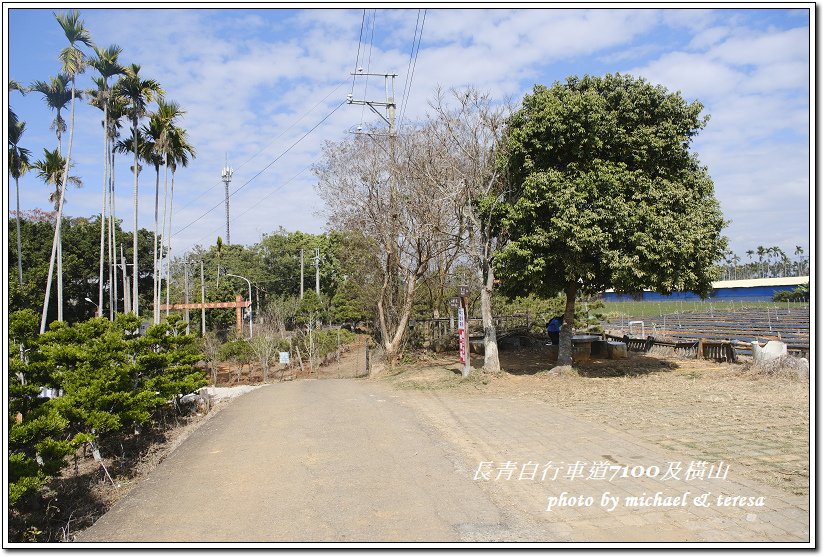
[314,247,320,296]
[346,70,397,141]
[221,154,233,245]
[120,244,132,314]
[347,70,399,307]
[183,262,190,335]
[300,248,305,299]
[200,260,206,336]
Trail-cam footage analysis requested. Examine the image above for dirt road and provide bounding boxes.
[78,376,809,544]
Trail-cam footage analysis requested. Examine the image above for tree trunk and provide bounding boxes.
[110,147,117,316]
[557,281,577,366]
[15,176,23,284]
[108,143,116,318]
[153,166,160,324]
[383,269,420,363]
[40,81,77,332]
[480,263,500,373]
[98,103,109,318]
[132,118,140,317]
[57,229,63,323]
[165,169,175,316]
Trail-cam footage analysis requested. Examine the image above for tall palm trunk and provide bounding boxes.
[152,165,160,324]
[161,164,170,316]
[165,169,176,315]
[40,84,77,333]
[131,117,140,316]
[107,143,115,318]
[15,176,23,283]
[109,147,117,316]
[97,102,108,317]
[56,108,64,323]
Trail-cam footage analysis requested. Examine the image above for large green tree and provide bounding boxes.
[10,214,157,326]
[497,74,727,365]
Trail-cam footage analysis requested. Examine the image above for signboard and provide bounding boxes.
[449,297,460,308]
[457,306,466,364]
[459,284,469,297]
[279,352,290,364]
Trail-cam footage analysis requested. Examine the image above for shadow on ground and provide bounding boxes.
[496,344,679,378]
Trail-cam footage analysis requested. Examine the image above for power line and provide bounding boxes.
[174,80,347,216]
[174,101,346,238]
[351,9,367,94]
[193,164,311,246]
[399,9,426,130]
[360,9,377,127]
[398,10,422,127]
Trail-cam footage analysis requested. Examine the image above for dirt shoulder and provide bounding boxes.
[380,346,810,498]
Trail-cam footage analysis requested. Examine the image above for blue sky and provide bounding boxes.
[6,7,812,264]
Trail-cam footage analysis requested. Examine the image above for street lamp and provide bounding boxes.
[84,297,100,318]
[225,273,253,338]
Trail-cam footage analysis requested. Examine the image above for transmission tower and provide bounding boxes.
[221,154,234,245]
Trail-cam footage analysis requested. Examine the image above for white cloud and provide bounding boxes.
[10,7,810,262]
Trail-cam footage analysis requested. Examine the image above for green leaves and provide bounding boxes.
[497,73,727,302]
[7,310,207,510]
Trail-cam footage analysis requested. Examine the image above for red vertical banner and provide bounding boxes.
[458,306,466,364]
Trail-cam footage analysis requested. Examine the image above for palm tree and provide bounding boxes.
[88,44,125,319]
[148,99,184,322]
[9,119,31,284]
[29,74,72,154]
[29,74,72,326]
[142,115,165,324]
[770,246,786,278]
[115,63,163,317]
[32,149,82,310]
[8,79,26,131]
[163,124,196,315]
[795,246,805,276]
[755,246,766,279]
[105,93,128,314]
[39,10,94,333]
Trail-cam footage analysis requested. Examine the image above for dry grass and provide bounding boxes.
[386,348,810,497]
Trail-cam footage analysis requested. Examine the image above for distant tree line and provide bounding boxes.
[717,246,808,281]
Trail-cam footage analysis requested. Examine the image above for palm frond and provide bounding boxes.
[54,10,94,48]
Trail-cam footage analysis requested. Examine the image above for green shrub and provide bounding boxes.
[773,283,809,302]
[7,311,206,512]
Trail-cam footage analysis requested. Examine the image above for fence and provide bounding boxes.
[408,314,535,348]
[605,307,809,358]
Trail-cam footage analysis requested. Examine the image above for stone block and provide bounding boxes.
[591,340,609,357]
[572,344,591,362]
[607,341,628,359]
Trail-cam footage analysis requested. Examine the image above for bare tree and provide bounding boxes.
[429,87,512,373]
[201,332,221,385]
[248,322,280,383]
[315,128,458,363]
